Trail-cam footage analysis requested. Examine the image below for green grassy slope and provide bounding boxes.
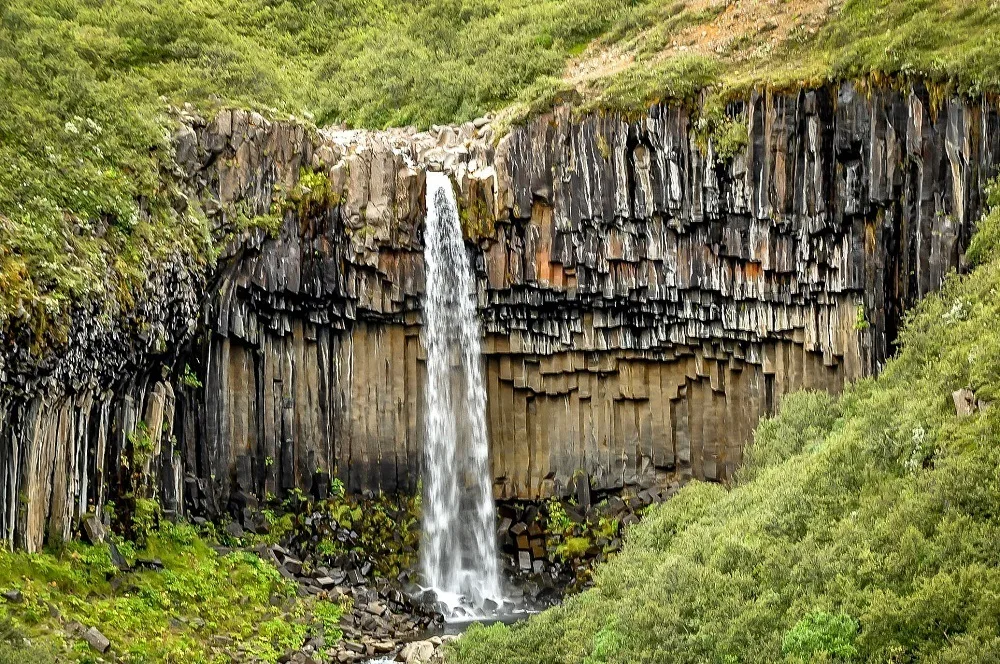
[449,185,1000,662]
[0,520,344,663]
[508,0,1000,122]
[0,0,629,342]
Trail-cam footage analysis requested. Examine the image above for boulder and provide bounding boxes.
[82,626,111,653]
[283,558,303,575]
[315,576,337,589]
[224,521,245,539]
[81,514,106,545]
[401,640,435,663]
[953,388,979,416]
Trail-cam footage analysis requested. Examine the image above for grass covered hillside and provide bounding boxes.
[3,0,1000,345]
[0,0,629,341]
[0,520,344,663]
[449,185,1000,662]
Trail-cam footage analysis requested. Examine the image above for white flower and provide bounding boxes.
[943,298,968,324]
[64,121,80,134]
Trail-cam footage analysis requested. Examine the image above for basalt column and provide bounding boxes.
[3,82,998,550]
[184,83,998,510]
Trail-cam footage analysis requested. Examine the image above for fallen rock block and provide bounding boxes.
[283,557,303,575]
[953,388,976,416]
[83,626,111,653]
[401,640,435,663]
[224,521,245,539]
[315,576,337,589]
[518,551,531,570]
[81,514,106,545]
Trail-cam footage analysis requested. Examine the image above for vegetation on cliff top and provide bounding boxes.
[0,0,629,343]
[2,0,1000,343]
[449,184,1000,662]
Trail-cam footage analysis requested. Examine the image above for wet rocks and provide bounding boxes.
[249,527,442,647]
[499,483,682,599]
[328,586,443,662]
[400,640,436,663]
[398,636,456,663]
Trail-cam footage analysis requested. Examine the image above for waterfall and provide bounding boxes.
[420,171,502,616]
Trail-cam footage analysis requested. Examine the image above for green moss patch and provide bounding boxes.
[0,521,344,663]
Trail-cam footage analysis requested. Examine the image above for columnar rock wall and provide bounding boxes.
[187,83,997,511]
[2,82,997,549]
[0,262,198,551]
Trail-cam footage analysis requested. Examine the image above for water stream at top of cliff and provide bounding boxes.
[420,170,503,619]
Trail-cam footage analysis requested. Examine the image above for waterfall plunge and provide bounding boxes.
[420,171,502,617]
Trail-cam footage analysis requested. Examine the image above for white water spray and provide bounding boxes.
[420,171,502,617]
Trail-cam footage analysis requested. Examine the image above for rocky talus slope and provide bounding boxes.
[1,82,997,551]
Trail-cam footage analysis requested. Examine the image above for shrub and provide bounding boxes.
[782,612,859,661]
[739,390,841,482]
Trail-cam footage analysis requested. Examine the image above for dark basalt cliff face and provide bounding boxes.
[1,82,997,551]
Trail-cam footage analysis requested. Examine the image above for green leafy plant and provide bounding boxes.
[855,304,870,331]
[131,498,161,546]
[180,364,203,389]
[555,536,592,561]
[545,498,574,534]
[782,611,859,661]
[125,421,155,469]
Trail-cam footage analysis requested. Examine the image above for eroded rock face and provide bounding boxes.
[0,258,200,551]
[2,82,997,550]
